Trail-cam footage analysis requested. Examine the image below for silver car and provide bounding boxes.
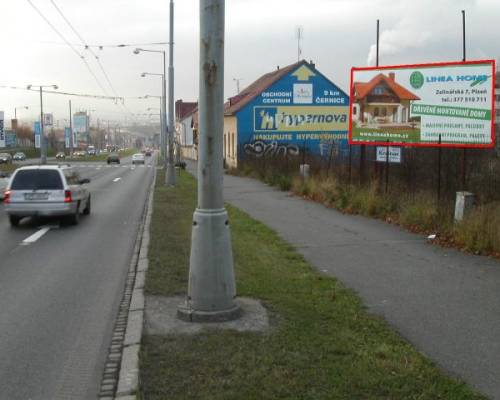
[3,165,91,226]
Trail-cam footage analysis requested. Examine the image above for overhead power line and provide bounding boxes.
[49,0,119,97]
[26,0,110,96]
[37,41,168,49]
[0,85,123,101]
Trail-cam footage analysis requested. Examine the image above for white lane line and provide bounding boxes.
[21,227,51,245]
[131,167,136,170]
[113,177,122,182]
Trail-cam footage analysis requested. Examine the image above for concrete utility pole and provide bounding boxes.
[165,0,176,186]
[178,0,239,322]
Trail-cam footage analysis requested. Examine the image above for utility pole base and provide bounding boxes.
[165,163,176,186]
[177,208,240,322]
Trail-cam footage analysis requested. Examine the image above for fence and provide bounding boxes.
[237,139,500,205]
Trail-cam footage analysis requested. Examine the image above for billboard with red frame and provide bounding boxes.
[349,59,495,148]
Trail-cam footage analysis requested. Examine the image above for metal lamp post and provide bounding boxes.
[14,106,29,120]
[134,47,175,185]
[141,73,166,161]
[27,84,58,164]
[178,0,239,322]
[14,106,29,140]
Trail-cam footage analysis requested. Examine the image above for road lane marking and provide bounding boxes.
[21,227,51,245]
[113,177,122,182]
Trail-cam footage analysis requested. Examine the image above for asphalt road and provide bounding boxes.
[187,160,500,400]
[0,155,155,399]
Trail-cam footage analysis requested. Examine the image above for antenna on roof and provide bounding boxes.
[232,78,242,94]
[296,26,303,62]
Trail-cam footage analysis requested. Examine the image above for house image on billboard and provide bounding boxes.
[352,72,420,127]
[223,60,350,168]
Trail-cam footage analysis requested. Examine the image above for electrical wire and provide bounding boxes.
[0,85,122,101]
[49,0,119,97]
[26,0,110,96]
[36,41,168,49]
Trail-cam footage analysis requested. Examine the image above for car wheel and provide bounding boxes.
[67,203,80,225]
[107,161,110,164]
[9,215,21,227]
[83,196,91,215]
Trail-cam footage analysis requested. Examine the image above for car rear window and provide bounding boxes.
[11,170,63,190]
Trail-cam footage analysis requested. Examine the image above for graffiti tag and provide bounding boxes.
[244,140,300,157]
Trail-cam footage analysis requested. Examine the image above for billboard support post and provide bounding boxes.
[348,144,352,185]
[326,141,334,177]
[437,134,442,204]
[385,140,389,194]
[461,10,467,190]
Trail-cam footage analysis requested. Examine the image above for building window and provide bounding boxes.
[353,107,357,115]
[381,107,387,117]
[373,86,384,95]
[374,107,379,117]
[224,134,227,157]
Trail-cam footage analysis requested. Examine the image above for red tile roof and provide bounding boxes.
[224,60,305,115]
[175,100,197,121]
[354,73,420,101]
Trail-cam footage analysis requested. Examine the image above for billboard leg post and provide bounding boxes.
[437,135,442,205]
[385,141,389,194]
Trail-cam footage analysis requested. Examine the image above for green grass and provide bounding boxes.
[0,163,18,174]
[140,170,486,400]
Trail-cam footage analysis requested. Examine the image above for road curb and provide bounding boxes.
[97,161,156,400]
[117,167,155,398]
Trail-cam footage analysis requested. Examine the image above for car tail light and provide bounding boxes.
[64,190,73,203]
[3,190,11,204]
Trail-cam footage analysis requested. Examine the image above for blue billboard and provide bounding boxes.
[5,131,17,147]
[65,127,71,148]
[34,121,41,149]
[236,63,350,159]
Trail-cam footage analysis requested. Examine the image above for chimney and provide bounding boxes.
[389,72,395,82]
[277,65,280,70]
[309,60,315,69]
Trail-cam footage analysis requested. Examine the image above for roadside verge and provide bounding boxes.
[138,169,486,400]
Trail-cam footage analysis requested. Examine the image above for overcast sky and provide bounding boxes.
[1,0,499,127]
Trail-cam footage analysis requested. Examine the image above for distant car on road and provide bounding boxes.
[0,153,12,164]
[144,148,152,156]
[107,152,120,164]
[3,165,91,226]
[87,146,96,156]
[132,153,145,165]
[56,152,66,160]
[13,152,26,161]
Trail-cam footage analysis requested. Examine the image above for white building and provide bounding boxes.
[175,100,198,160]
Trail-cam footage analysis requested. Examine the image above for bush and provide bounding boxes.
[399,193,440,231]
[454,203,500,254]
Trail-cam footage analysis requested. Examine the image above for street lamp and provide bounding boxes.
[27,84,58,164]
[141,72,165,163]
[134,46,175,185]
[14,106,29,119]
